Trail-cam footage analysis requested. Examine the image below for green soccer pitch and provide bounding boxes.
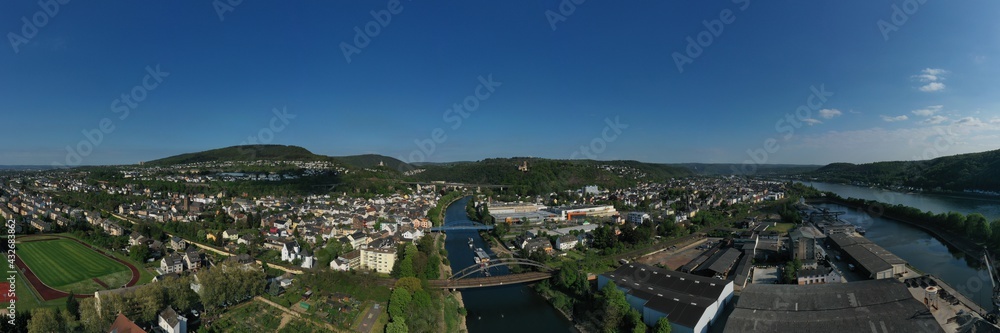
[17,238,130,290]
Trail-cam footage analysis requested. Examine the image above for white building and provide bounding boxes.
[361,247,396,274]
[158,307,187,333]
[626,212,651,224]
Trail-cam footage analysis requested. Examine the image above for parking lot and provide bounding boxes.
[636,238,711,270]
[751,266,779,284]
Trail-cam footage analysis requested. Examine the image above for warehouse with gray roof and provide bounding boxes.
[724,279,943,333]
[599,263,734,333]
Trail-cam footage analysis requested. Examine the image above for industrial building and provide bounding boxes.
[598,263,734,333]
[788,226,825,261]
[827,233,907,279]
[724,279,943,333]
[547,205,618,220]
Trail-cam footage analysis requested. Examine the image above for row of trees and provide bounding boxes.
[826,194,1000,248]
[599,283,672,333]
[32,275,201,333]
[391,236,442,281]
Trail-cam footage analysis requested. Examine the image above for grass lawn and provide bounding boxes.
[0,254,63,312]
[18,239,129,290]
[213,300,328,333]
[771,223,796,234]
[51,233,156,285]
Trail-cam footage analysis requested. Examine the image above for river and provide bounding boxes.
[799,181,1000,221]
[801,181,1000,310]
[443,197,574,333]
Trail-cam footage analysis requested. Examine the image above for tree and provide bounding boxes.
[947,212,967,232]
[386,318,408,333]
[394,277,423,293]
[388,288,412,321]
[654,317,672,333]
[65,294,80,320]
[601,282,629,333]
[129,245,150,263]
[28,308,64,333]
[626,308,646,333]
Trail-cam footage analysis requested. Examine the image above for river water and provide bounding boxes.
[801,181,1000,310]
[443,197,574,333]
[799,181,1000,220]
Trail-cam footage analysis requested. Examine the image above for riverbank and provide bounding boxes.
[534,288,591,333]
[438,232,469,333]
[808,197,992,261]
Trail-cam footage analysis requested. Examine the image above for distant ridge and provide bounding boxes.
[332,154,411,171]
[811,148,1000,191]
[145,145,331,165]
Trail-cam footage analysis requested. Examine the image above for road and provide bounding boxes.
[355,303,380,333]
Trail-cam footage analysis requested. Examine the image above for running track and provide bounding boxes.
[13,235,141,301]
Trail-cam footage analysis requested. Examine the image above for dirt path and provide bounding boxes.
[276,312,293,331]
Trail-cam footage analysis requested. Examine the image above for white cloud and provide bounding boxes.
[775,120,1000,164]
[920,115,948,125]
[818,109,842,119]
[919,82,946,92]
[911,105,943,117]
[881,115,909,122]
[974,55,987,64]
[955,117,986,127]
[802,118,822,126]
[912,68,948,92]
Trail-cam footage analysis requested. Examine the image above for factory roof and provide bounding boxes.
[602,264,731,328]
[724,279,943,333]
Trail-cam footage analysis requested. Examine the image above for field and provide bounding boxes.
[209,301,327,333]
[770,223,796,234]
[18,238,131,292]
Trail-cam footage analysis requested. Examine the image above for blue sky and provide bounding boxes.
[2,0,1000,166]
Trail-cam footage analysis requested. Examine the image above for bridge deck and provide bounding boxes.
[429,272,553,289]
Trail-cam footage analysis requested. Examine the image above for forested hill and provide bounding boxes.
[332,154,411,171]
[145,145,333,165]
[410,158,692,195]
[809,149,1000,191]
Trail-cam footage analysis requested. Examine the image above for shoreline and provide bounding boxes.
[535,288,591,333]
[439,232,469,333]
[808,197,991,261]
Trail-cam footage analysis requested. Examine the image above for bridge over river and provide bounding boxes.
[380,258,555,289]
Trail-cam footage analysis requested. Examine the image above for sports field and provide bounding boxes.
[18,239,130,290]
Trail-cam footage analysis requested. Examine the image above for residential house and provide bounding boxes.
[222,229,239,241]
[158,306,187,333]
[108,313,146,333]
[29,219,50,232]
[237,235,254,245]
[556,235,579,251]
[183,250,202,271]
[160,254,185,275]
[169,237,187,251]
[330,258,351,271]
[129,232,147,247]
[524,238,553,254]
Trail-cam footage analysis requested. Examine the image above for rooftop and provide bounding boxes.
[724,279,943,333]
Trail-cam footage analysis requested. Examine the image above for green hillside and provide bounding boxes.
[333,154,411,171]
[810,149,1000,191]
[410,158,692,195]
[146,145,331,165]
